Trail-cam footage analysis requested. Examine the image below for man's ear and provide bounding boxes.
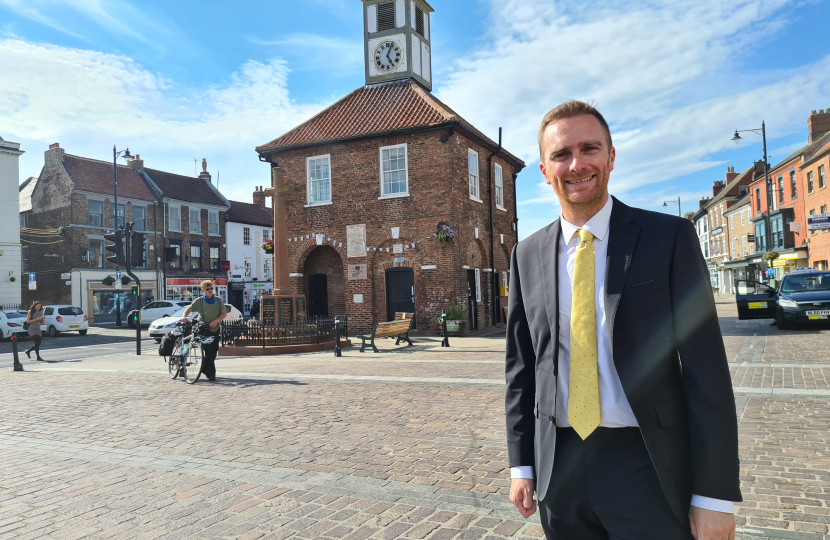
[539,161,552,186]
[608,146,616,173]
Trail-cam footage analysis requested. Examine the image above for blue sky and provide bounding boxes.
[2,0,829,238]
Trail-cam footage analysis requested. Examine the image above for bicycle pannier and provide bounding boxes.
[158,333,177,356]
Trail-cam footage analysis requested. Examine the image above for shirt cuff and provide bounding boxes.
[690,494,735,514]
[511,466,534,479]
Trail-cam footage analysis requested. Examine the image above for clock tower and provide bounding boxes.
[362,0,433,91]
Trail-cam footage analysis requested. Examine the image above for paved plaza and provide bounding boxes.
[1,300,829,540]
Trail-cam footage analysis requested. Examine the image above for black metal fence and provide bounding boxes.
[219,316,348,348]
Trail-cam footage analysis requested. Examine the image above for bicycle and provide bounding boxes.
[165,320,215,384]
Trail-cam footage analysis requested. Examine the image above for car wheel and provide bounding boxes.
[48,325,59,337]
[79,330,87,336]
[776,313,789,330]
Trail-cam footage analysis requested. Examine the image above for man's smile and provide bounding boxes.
[566,174,595,185]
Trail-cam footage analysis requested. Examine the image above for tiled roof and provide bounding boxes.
[770,131,830,172]
[18,176,38,213]
[143,168,228,208]
[63,155,156,201]
[227,200,274,227]
[256,80,524,167]
[706,165,755,208]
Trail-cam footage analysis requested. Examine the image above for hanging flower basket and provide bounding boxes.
[436,223,455,242]
[261,239,274,254]
[121,276,132,285]
[763,251,780,261]
[102,276,115,286]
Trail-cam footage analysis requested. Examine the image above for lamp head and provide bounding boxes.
[663,201,668,208]
[122,148,132,159]
[731,131,742,143]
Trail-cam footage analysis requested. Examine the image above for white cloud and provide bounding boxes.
[0,37,325,203]
[433,0,830,235]
[247,33,363,77]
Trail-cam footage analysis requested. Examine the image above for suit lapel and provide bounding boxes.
[539,219,561,354]
[604,198,640,347]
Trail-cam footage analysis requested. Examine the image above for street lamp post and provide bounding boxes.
[113,145,132,326]
[663,196,681,217]
[731,122,772,260]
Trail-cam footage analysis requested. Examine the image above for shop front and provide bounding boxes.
[166,278,228,304]
[71,269,159,325]
[770,248,810,280]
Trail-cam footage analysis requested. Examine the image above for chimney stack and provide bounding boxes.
[712,181,725,197]
[699,196,710,209]
[253,186,265,208]
[808,109,830,143]
[45,142,65,165]
[198,158,212,182]
[725,166,738,183]
[128,154,144,170]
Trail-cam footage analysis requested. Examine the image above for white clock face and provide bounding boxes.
[374,40,403,72]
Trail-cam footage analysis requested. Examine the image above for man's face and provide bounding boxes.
[202,286,214,298]
[539,115,615,207]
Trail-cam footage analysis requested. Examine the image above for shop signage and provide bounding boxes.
[222,261,231,271]
[230,282,246,290]
[711,226,723,236]
[348,264,367,280]
[166,278,228,286]
[61,273,71,280]
[252,282,271,289]
[807,213,830,231]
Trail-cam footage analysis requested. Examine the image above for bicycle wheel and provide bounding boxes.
[183,340,203,384]
[167,341,181,379]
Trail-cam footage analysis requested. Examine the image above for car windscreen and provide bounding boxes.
[58,307,84,316]
[2,311,25,319]
[171,307,188,318]
[780,272,830,293]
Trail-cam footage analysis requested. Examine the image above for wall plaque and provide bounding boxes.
[295,298,307,319]
[261,297,276,325]
[393,244,403,253]
[348,264,367,280]
[347,224,366,258]
[278,298,294,323]
[353,294,364,304]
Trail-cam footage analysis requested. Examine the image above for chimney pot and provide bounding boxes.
[808,108,830,143]
[253,186,266,208]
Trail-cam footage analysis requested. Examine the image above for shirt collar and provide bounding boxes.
[560,195,614,244]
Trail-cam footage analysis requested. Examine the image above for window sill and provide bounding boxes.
[378,193,410,200]
[169,229,182,234]
[305,201,333,208]
[469,196,484,204]
[208,233,221,237]
[496,205,507,212]
[189,231,202,235]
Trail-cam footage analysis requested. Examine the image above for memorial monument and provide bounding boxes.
[259,165,307,323]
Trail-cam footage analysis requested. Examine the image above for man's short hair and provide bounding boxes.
[200,280,214,290]
[538,100,613,160]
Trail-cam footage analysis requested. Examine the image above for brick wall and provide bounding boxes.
[163,203,227,282]
[802,152,830,269]
[265,128,519,334]
[302,246,345,317]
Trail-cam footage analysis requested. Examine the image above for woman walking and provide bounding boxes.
[25,301,46,361]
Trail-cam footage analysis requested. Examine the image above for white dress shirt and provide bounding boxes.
[510,196,734,514]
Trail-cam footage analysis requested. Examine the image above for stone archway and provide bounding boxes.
[301,246,345,317]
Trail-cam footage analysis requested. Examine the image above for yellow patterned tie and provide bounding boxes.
[568,228,601,439]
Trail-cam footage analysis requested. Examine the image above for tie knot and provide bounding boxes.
[578,229,594,243]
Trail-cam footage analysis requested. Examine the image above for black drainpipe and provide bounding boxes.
[486,128,502,326]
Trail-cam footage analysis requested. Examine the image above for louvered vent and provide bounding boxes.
[378,2,395,31]
[415,6,425,36]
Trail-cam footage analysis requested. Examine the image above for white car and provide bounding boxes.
[148,304,242,342]
[0,310,29,341]
[42,305,89,337]
[127,300,191,328]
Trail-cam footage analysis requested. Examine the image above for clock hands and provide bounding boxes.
[386,45,393,65]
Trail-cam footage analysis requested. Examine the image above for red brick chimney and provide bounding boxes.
[712,181,725,197]
[128,154,144,170]
[253,186,265,208]
[198,158,212,182]
[699,197,710,209]
[725,166,738,184]
[808,109,830,143]
[45,142,65,164]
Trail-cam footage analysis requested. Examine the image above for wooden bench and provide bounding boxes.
[356,319,414,353]
[394,312,414,321]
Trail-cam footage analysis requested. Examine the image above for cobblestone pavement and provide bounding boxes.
[1,303,829,539]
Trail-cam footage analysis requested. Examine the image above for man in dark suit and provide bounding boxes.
[505,100,741,540]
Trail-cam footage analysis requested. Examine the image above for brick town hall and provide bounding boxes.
[255,0,524,334]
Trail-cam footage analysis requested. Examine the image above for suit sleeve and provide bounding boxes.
[670,220,741,502]
[505,244,537,469]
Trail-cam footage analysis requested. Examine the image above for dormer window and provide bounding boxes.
[378,2,395,31]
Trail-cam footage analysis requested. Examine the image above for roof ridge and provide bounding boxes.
[143,166,200,181]
[66,153,135,169]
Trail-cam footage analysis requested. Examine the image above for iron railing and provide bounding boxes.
[220,315,348,348]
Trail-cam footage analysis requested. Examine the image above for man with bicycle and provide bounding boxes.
[181,280,229,381]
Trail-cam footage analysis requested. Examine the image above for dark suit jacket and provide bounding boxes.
[505,197,741,520]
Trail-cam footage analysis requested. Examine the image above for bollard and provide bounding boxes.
[11,335,24,371]
[334,317,342,357]
[441,310,450,348]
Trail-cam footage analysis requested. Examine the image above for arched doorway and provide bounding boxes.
[302,246,345,318]
[386,268,415,325]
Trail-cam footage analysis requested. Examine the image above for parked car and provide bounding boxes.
[773,268,830,329]
[147,304,243,342]
[127,300,191,328]
[42,305,89,337]
[0,310,29,341]
[735,279,777,320]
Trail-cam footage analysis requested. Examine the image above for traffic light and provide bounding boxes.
[131,286,138,296]
[104,230,125,266]
[130,231,146,268]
